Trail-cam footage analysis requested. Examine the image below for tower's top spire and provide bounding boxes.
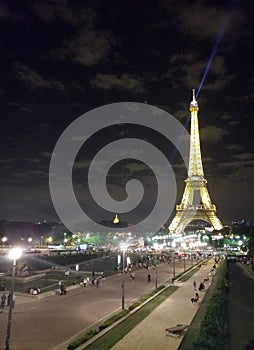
[190,89,198,109]
[192,89,196,101]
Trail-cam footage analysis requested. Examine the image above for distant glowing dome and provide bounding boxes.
[113,214,120,224]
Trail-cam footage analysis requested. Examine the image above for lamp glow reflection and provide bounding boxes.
[5,247,22,350]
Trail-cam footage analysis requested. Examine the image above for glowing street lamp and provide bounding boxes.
[5,247,22,350]
[120,242,128,310]
[1,236,7,252]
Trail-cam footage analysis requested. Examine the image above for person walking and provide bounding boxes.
[7,294,16,309]
[193,280,197,290]
[59,280,66,295]
[81,276,89,287]
[1,292,6,310]
[198,282,205,291]
[91,271,95,285]
[95,278,100,288]
[7,293,11,306]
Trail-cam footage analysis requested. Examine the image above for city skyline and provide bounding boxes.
[1,0,254,226]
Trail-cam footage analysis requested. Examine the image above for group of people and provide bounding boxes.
[191,267,215,304]
[80,275,101,288]
[28,287,41,295]
[191,280,204,303]
[1,292,15,310]
[193,277,210,292]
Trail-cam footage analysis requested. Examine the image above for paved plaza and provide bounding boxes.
[0,258,214,350]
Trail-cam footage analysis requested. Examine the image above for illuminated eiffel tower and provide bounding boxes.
[169,90,223,234]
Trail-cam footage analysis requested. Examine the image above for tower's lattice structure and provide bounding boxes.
[169,90,223,234]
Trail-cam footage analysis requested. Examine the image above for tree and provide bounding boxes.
[247,227,254,258]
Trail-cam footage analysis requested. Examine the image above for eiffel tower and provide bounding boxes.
[169,90,223,234]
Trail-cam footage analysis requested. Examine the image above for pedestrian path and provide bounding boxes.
[110,260,215,350]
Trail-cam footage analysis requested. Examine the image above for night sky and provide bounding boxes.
[1,0,253,227]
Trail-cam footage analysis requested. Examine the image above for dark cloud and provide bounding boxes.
[226,144,245,151]
[0,0,253,224]
[32,1,98,27]
[90,73,145,93]
[14,63,64,90]
[200,125,229,143]
[51,29,118,67]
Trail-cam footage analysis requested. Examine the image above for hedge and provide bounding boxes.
[192,260,230,350]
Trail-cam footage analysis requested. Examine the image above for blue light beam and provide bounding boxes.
[196,0,236,99]
[169,1,236,166]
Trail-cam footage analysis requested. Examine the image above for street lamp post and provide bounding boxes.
[181,243,187,272]
[154,255,158,289]
[189,243,194,266]
[5,247,22,350]
[172,252,176,281]
[64,232,67,248]
[155,264,158,289]
[122,249,125,310]
[120,243,128,310]
[47,236,52,254]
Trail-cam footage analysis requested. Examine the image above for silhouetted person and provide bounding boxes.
[1,292,6,309]
[198,282,205,291]
[191,292,199,303]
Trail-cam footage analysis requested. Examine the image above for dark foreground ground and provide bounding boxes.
[228,261,254,350]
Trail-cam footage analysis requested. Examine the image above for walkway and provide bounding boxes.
[110,260,215,350]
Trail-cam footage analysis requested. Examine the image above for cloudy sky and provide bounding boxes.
[1,0,253,227]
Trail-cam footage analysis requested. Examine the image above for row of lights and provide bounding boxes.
[4,241,193,348]
[1,237,33,245]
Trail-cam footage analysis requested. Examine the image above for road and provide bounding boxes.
[0,258,194,350]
